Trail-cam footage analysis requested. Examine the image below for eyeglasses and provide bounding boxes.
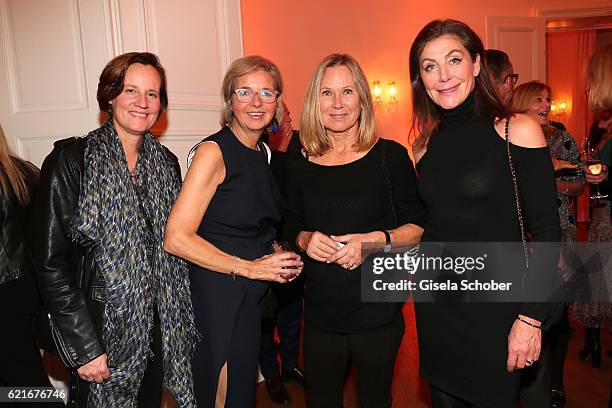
[504,73,519,85]
[233,88,278,103]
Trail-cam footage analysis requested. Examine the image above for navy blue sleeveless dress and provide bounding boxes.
[189,126,281,407]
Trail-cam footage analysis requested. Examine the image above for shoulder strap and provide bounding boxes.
[258,141,272,164]
[505,117,529,268]
[187,139,209,168]
[379,140,398,227]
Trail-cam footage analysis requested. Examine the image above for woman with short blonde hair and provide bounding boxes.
[165,55,302,406]
[220,55,284,127]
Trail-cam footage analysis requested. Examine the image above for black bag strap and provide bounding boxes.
[505,117,529,269]
[380,140,398,227]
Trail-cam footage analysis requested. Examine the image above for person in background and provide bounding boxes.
[511,80,584,408]
[0,125,64,408]
[511,81,584,243]
[283,53,424,407]
[164,55,303,407]
[484,49,517,106]
[259,102,305,405]
[28,52,197,407]
[571,43,612,380]
[410,19,560,407]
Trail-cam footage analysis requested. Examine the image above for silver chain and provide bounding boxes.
[505,117,529,269]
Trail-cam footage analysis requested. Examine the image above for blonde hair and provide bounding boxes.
[586,44,612,114]
[300,54,376,156]
[0,125,37,206]
[511,81,551,114]
[220,55,283,127]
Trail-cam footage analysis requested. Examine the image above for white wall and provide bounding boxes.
[0,0,243,175]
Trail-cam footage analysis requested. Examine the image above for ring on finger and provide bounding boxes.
[346,262,353,269]
[526,359,535,366]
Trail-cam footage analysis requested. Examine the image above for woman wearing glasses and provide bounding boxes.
[484,49,517,106]
[164,55,303,407]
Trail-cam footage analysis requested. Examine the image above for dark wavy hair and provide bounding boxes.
[97,52,168,114]
[484,49,512,83]
[409,20,508,152]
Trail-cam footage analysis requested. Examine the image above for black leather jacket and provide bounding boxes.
[0,160,40,313]
[0,160,38,285]
[27,135,180,368]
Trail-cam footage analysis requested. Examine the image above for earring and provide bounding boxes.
[270,114,280,133]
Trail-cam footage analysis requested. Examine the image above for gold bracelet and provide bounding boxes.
[517,316,541,329]
[231,255,237,280]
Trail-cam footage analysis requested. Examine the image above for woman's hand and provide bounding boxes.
[248,252,303,283]
[584,163,608,184]
[506,315,542,372]
[297,231,340,262]
[77,353,110,383]
[327,231,385,270]
[552,159,579,172]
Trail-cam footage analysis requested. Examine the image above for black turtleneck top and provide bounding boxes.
[414,93,561,407]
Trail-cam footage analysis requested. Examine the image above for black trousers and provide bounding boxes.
[0,312,65,408]
[303,312,404,408]
[74,311,163,407]
[518,306,570,407]
[259,281,303,379]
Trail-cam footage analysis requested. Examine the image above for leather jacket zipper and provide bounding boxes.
[49,314,77,368]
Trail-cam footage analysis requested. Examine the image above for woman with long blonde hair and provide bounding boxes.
[0,125,60,400]
[571,44,612,374]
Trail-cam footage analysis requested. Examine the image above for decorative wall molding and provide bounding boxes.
[0,0,244,167]
[0,0,89,113]
[102,0,123,57]
[100,0,242,112]
[536,5,612,19]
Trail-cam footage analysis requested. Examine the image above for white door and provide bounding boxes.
[486,16,547,84]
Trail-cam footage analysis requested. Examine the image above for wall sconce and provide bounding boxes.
[387,81,398,112]
[371,79,399,113]
[550,100,568,119]
[372,80,383,111]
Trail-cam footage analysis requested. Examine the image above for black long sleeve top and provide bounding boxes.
[283,138,424,333]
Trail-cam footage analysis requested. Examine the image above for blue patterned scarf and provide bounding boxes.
[71,119,197,407]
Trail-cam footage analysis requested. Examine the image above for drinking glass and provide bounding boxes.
[581,139,608,200]
[273,240,299,279]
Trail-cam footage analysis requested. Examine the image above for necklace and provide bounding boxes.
[128,165,138,182]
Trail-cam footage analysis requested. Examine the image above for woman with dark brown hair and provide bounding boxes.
[28,52,197,407]
[410,20,560,407]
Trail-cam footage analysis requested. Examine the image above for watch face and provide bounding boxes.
[384,244,392,253]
